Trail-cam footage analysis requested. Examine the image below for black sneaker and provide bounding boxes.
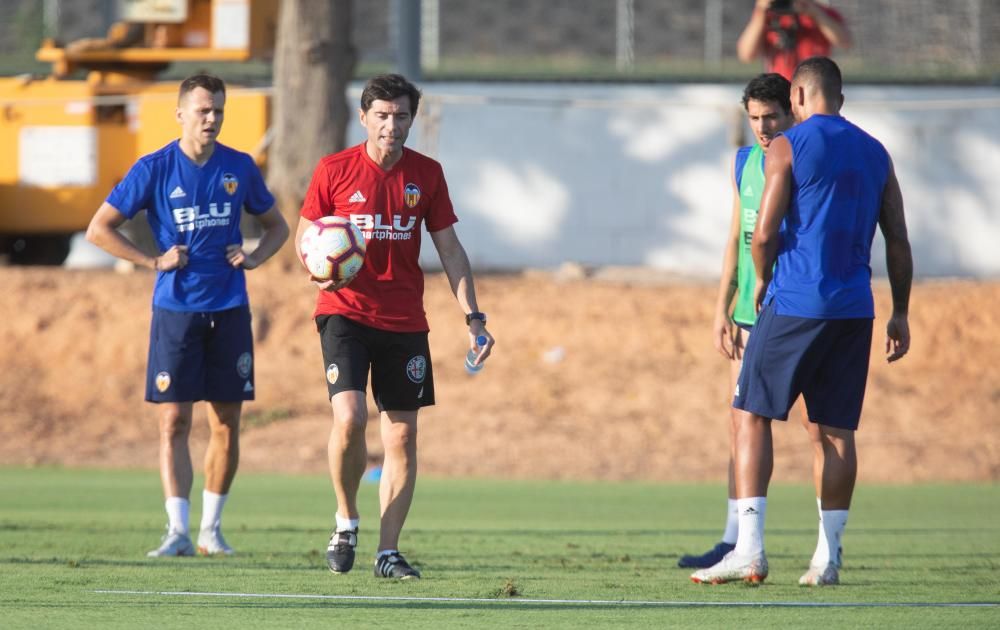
[326,528,357,573]
[374,551,421,579]
[677,541,736,568]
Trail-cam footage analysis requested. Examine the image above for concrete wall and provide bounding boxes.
[341,83,1000,278]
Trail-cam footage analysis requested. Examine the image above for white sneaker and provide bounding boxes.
[799,563,839,586]
[147,530,195,557]
[197,526,235,556]
[690,550,769,584]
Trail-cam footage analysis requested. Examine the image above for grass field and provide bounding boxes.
[1,468,997,628]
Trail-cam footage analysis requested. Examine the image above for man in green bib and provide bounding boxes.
[679,74,829,570]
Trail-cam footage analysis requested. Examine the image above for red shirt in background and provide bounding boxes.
[300,144,458,332]
[763,6,846,80]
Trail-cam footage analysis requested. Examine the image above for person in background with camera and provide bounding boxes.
[737,0,852,81]
[296,73,495,580]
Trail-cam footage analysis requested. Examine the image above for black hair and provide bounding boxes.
[360,73,421,116]
[742,73,792,114]
[792,56,842,102]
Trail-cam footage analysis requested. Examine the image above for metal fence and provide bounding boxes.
[2,0,999,82]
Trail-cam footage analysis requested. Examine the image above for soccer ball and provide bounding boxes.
[299,215,367,283]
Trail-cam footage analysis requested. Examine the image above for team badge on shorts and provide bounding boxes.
[155,371,172,393]
[236,352,253,378]
[222,173,239,195]
[405,355,427,383]
[326,363,340,385]
[403,183,421,208]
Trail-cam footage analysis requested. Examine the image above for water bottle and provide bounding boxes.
[464,335,488,374]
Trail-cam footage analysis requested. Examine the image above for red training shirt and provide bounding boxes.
[763,6,845,81]
[300,143,458,332]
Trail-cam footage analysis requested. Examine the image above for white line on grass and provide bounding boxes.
[94,590,999,608]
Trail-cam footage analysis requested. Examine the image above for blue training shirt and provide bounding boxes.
[765,114,890,319]
[107,140,275,312]
[734,145,753,190]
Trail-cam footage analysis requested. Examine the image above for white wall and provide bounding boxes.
[345,83,1000,278]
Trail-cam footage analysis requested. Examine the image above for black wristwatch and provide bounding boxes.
[465,311,487,326]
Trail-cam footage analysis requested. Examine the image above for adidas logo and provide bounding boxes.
[169,186,186,199]
[243,381,254,393]
[348,190,366,203]
[417,386,424,399]
[744,185,754,196]
[742,507,759,515]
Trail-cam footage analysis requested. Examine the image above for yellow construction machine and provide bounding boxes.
[0,0,276,263]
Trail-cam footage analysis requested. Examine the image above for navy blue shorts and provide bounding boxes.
[733,303,872,430]
[316,315,434,412]
[146,305,254,403]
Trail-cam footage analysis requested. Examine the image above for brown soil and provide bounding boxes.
[1,265,997,482]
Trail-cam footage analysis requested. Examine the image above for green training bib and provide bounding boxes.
[733,144,764,327]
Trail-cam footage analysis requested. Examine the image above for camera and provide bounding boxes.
[770,0,796,13]
[768,0,800,50]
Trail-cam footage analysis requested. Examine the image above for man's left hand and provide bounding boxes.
[226,244,257,269]
[885,313,910,363]
[467,320,495,366]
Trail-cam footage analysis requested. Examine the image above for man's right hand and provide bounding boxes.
[154,245,189,271]
[313,276,355,292]
[713,312,736,360]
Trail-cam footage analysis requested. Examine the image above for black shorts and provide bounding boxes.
[316,315,435,412]
[146,305,254,403]
[733,303,873,430]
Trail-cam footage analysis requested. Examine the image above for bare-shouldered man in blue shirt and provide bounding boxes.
[691,57,912,587]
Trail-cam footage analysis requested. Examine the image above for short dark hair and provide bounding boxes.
[178,74,226,103]
[792,56,842,102]
[360,73,421,116]
[742,73,791,113]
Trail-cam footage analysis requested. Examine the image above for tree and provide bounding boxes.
[267,0,356,265]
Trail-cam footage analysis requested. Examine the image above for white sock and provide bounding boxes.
[335,513,359,532]
[721,498,739,545]
[376,549,397,559]
[810,497,829,565]
[734,497,766,557]
[165,497,190,535]
[813,509,848,568]
[199,490,228,532]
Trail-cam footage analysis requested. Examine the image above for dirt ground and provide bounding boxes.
[1,264,997,483]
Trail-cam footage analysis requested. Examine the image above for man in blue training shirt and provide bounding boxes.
[679,73,831,572]
[86,74,289,558]
[690,57,912,586]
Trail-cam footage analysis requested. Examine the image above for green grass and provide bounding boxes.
[0,468,997,628]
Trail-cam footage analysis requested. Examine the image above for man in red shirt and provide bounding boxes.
[296,74,495,580]
[737,0,851,81]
